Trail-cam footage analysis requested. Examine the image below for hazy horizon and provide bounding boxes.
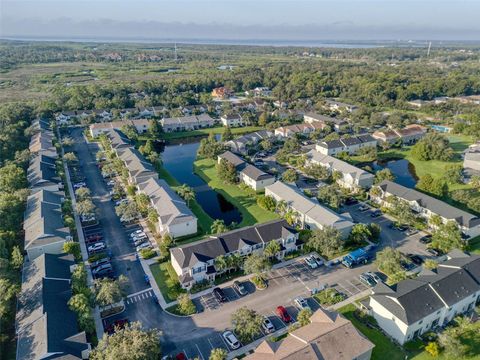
[2,0,480,42]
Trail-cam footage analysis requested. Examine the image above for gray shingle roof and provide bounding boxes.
[240,164,274,181]
[218,151,246,169]
[377,180,480,229]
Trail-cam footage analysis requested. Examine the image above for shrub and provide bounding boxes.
[176,293,196,315]
[140,248,156,260]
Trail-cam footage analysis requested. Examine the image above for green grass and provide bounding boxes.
[149,261,186,303]
[193,158,279,227]
[467,235,480,254]
[338,304,407,360]
[141,125,264,141]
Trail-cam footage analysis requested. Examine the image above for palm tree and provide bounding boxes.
[177,184,195,206]
[264,241,281,259]
[215,255,228,273]
[276,200,288,216]
[284,209,299,226]
[211,219,228,234]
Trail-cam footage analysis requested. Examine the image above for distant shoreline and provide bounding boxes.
[3,36,478,48]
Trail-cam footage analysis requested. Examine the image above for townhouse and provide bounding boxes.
[116,147,159,184]
[246,308,374,360]
[372,124,427,145]
[274,122,325,138]
[16,253,91,359]
[304,112,348,132]
[265,181,354,237]
[29,130,57,156]
[372,180,480,238]
[316,134,377,156]
[217,151,275,191]
[220,113,244,127]
[89,119,153,137]
[161,114,215,132]
[27,154,62,192]
[137,178,197,238]
[324,99,359,113]
[212,86,234,99]
[225,130,274,155]
[170,219,300,289]
[306,150,375,190]
[367,251,480,344]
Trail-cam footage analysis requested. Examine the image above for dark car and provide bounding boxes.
[213,287,227,302]
[90,257,110,269]
[276,306,292,323]
[344,197,359,206]
[92,263,113,277]
[401,261,416,271]
[407,254,424,265]
[370,209,382,218]
[419,235,432,244]
[105,319,129,335]
[233,281,248,296]
[426,248,443,257]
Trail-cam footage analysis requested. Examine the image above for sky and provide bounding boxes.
[1,0,480,42]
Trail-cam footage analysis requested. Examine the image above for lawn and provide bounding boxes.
[193,158,279,227]
[467,235,480,254]
[149,261,186,304]
[139,125,264,141]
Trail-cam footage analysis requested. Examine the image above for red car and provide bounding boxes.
[176,353,187,360]
[276,306,292,323]
[105,319,129,334]
[86,233,103,243]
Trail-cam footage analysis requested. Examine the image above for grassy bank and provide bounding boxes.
[194,158,279,227]
[139,125,264,141]
[150,261,186,303]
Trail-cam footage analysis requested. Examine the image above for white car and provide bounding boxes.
[262,317,275,333]
[88,242,106,253]
[131,232,147,240]
[304,255,318,269]
[222,331,241,350]
[312,253,323,267]
[136,243,152,252]
[115,199,128,206]
[365,271,381,284]
[359,204,370,212]
[130,229,145,237]
[106,180,116,187]
[294,297,311,311]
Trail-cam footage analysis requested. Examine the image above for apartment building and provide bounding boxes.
[372,124,427,145]
[316,134,377,156]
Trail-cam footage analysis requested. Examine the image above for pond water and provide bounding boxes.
[160,140,242,225]
[373,159,417,188]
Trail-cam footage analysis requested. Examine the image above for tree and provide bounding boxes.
[63,152,78,164]
[211,219,228,234]
[76,199,95,216]
[424,259,438,270]
[214,255,228,273]
[68,293,95,333]
[429,214,443,228]
[411,133,454,161]
[94,275,129,308]
[260,138,273,151]
[470,175,480,189]
[120,124,138,140]
[307,226,343,259]
[231,307,263,343]
[424,342,440,357]
[349,223,372,244]
[389,197,416,226]
[62,136,74,147]
[115,201,139,223]
[369,223,381,242]
[297,308,313,326]
[71,263,88,295]
[63,241,82,261]
[375,247,405,280]
[9,245,23,270]
[256,195,276,212]
[304,164,330,181]
[317,185,343,210]
[177,184,195,206]
[216,158,237,184]
[283,208,299,226]
[443,164,463,184]
[221,126,233,141]
[148,119,163,137]
[0,164,27,192]
[243,253,271,279]
[438,325,468,358]
[282,168,298,183]
[431,221,464,252]
[264,240,281,258]
[90,322,161,360]
[374,168,395,184]
[209,348,228,360]
[75,187,91,201]
[177,293,196,315]
[0,278,20,319]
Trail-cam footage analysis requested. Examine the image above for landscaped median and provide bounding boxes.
[193,158,279,227]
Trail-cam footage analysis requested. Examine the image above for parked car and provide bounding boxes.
[93,263,113,276]
[364,271,381,284]
[294,297,310,311]
[262,316,275,333]
[93,267,114,279]
[359,204,370,212]
[344,197,358,206]
[73,182,86,189]
[86,233,103,243]
[276,306,292,323]
[222,331,241,350]
[426,248,443,257]
[407,254,424,265]
[389,223,408,231]
[90,257,110,269]
[311,253,323,267]
[233,281,248,296]
[405,227,418,236]
[136,243,152,252]
[106,180,116,187]
[419,235,433,244]
[213,287,227,302]
[370,209,382,218]
[105,319,129,335]
[359,273,376,287]
[88,242,106,254]
[175,353,187,360]
[305,255,318,269]
[130,229,145,238]
[115,199,128,206]
[401,261,416,271]
[133,237,147,247]
[131,234,148,242]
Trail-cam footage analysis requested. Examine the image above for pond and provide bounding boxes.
[160,139,242,226]
[373,159,417,188]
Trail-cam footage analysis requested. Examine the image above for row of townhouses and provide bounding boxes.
[170,219,301,289]
[225,130,274,155]
[26,119,70,260]
[371,124,427,145]
[367,251,480,345]
[17,119,90,359]
[265,181,354,238]
[306,150,375,190]
[217,151,276,191]
[274,122,326,138]
[372,180,480,238]
[316,134,378,156]
[105,129,198,238]
[161,114,215,132]
[303,112,349,132]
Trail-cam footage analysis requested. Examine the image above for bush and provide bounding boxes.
[190,280,211,294]
[139,248,156,260]
[314,288,346,305]
[251,275,267,289]
[176,293,196,315]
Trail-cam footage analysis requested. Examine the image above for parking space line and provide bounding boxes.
[207,338,215,350]
[272,311,286,327]
[195,344,205,360]
[310,296,321,307]
[219,333,230,350]
[336,283,353,296]
[183,349,189,359]
[346,279,362,293]
[283,265,310,291]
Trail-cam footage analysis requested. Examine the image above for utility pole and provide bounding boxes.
[427,41,432,57]
[174,42,178,62]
